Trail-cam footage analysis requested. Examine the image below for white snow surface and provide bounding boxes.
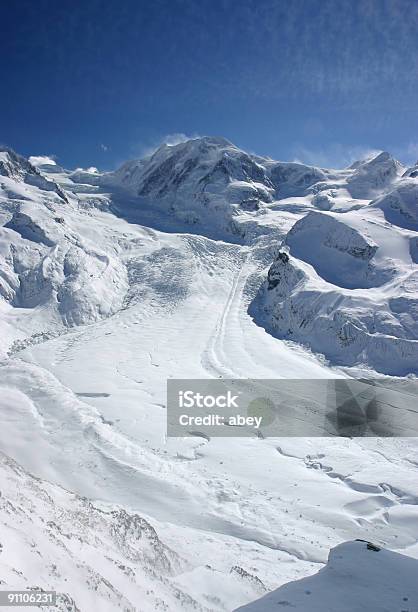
[235,539,418,611]
[0,138,417,610]
[252,205,418,374]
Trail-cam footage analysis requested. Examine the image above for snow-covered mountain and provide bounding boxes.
[251,204,418,375]
[0,137,417,610]
[92,136,351,241]
[0,150,128,338]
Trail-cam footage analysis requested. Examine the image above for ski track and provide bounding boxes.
[201,247,250,378]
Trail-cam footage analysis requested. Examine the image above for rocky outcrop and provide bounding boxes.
[0,148,68,203]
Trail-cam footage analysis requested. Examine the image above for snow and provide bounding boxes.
[235,540,418,611]
[285,211,382,289]
[0,139,417,610]
[373,179,418,231]
[252,200,418,375]
[346,151,404,198]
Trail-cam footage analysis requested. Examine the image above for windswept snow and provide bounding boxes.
[285,211,383,289]
[373,179,418,231]
[235,540,418,611]
[346,151,404,198]
[0,139,417,610]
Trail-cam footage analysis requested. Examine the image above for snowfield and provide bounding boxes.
[0,138,417,610]
[235,539,418,611]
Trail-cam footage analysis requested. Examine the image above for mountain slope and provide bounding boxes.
[235,540,418,612]
[249,159,418,375]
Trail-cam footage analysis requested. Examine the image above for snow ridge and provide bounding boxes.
[236,540,418,611]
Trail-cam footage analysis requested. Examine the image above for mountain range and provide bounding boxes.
[0,137,417,610]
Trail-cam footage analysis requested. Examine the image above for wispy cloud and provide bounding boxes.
[292,143,382,169]
[392,142,418,166]
[161,133,192,147]
[166,0,418,113]
[291,140,418,170]
[131,132,201,159]
[28,154,58,167]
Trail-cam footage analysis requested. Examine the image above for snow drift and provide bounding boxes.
[235,540,418,612]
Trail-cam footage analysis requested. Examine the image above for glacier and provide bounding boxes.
[0,137,417,610]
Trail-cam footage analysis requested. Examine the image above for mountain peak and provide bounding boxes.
[0,147,37,179]
[153,136,236,157]
[195,135,235,147]
[367,151,396,165]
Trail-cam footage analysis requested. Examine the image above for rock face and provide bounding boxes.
[101,136,275,238]
[0,148,68,201]
[110,136,275,200]
[402,162,418,179]
[410,237,418,263]
[235,540,418,612]
[266,250,306,294]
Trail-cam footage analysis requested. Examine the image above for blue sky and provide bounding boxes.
[2,0,418,169]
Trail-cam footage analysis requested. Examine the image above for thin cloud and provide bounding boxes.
[132,132,201,159]
[292,143,382,169]
[392,142,418,166]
